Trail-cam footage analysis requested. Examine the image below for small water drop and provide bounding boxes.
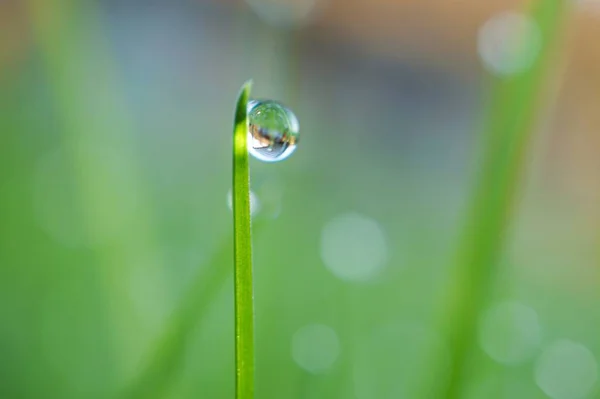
[247,99,299,162]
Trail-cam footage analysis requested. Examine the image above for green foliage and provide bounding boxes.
[438,1,568,398]
[1,1,579,399]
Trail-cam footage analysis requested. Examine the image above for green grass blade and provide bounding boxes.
[233,80,255,399]
[121,80,256,399]
[121,228,264,398]
[439,1,568,398]
[120,236,233,399]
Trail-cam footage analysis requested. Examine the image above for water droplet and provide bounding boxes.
[247,99,299,162]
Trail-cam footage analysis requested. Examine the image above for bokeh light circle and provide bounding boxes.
[291,323,340,374]
[477,11,542,76]
[320,212,388,282]
[535,339,598,399]
[478,301,542,365]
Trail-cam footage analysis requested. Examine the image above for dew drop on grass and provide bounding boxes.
[247,99,299,162]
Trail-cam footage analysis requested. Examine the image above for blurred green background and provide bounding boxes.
[1,0,600,398]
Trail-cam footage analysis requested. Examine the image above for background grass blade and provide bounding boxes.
[121,225,264,398]
[120,235,233,399]
[438,1,568,398]
[232,80,255,399]
[26,0,168,377]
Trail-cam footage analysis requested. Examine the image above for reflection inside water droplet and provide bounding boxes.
[247,99,299,162]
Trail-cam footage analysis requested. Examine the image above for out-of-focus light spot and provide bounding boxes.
[227,189,261,217]
[291,324,340,374]
[320,212,388,282]
[353,322,450,399]
[535,339,598,399]
[246,0,323,28]
[478,301,541,365]
[254,177,284,219]
[477,11,542,77]
[32,150,87,248]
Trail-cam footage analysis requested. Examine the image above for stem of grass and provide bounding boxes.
[122,80,256,399]
[439,1,568,398]
[232,80,255,399]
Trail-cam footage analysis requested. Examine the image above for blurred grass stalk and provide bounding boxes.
[26,0,167,376]
[122,219,266,398]
[438,0,568,398]
[122,234,230,398]
[232,81,255,399]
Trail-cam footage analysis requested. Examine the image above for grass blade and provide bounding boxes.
[121,81,256,399]
[121,227,263,398]
[438,1,568,398]
[120,236,233,399]
[232,80,255,399]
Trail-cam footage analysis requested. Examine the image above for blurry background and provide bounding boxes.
[1,0,600,398]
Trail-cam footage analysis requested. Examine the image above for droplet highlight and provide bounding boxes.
[247,99,299,162]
